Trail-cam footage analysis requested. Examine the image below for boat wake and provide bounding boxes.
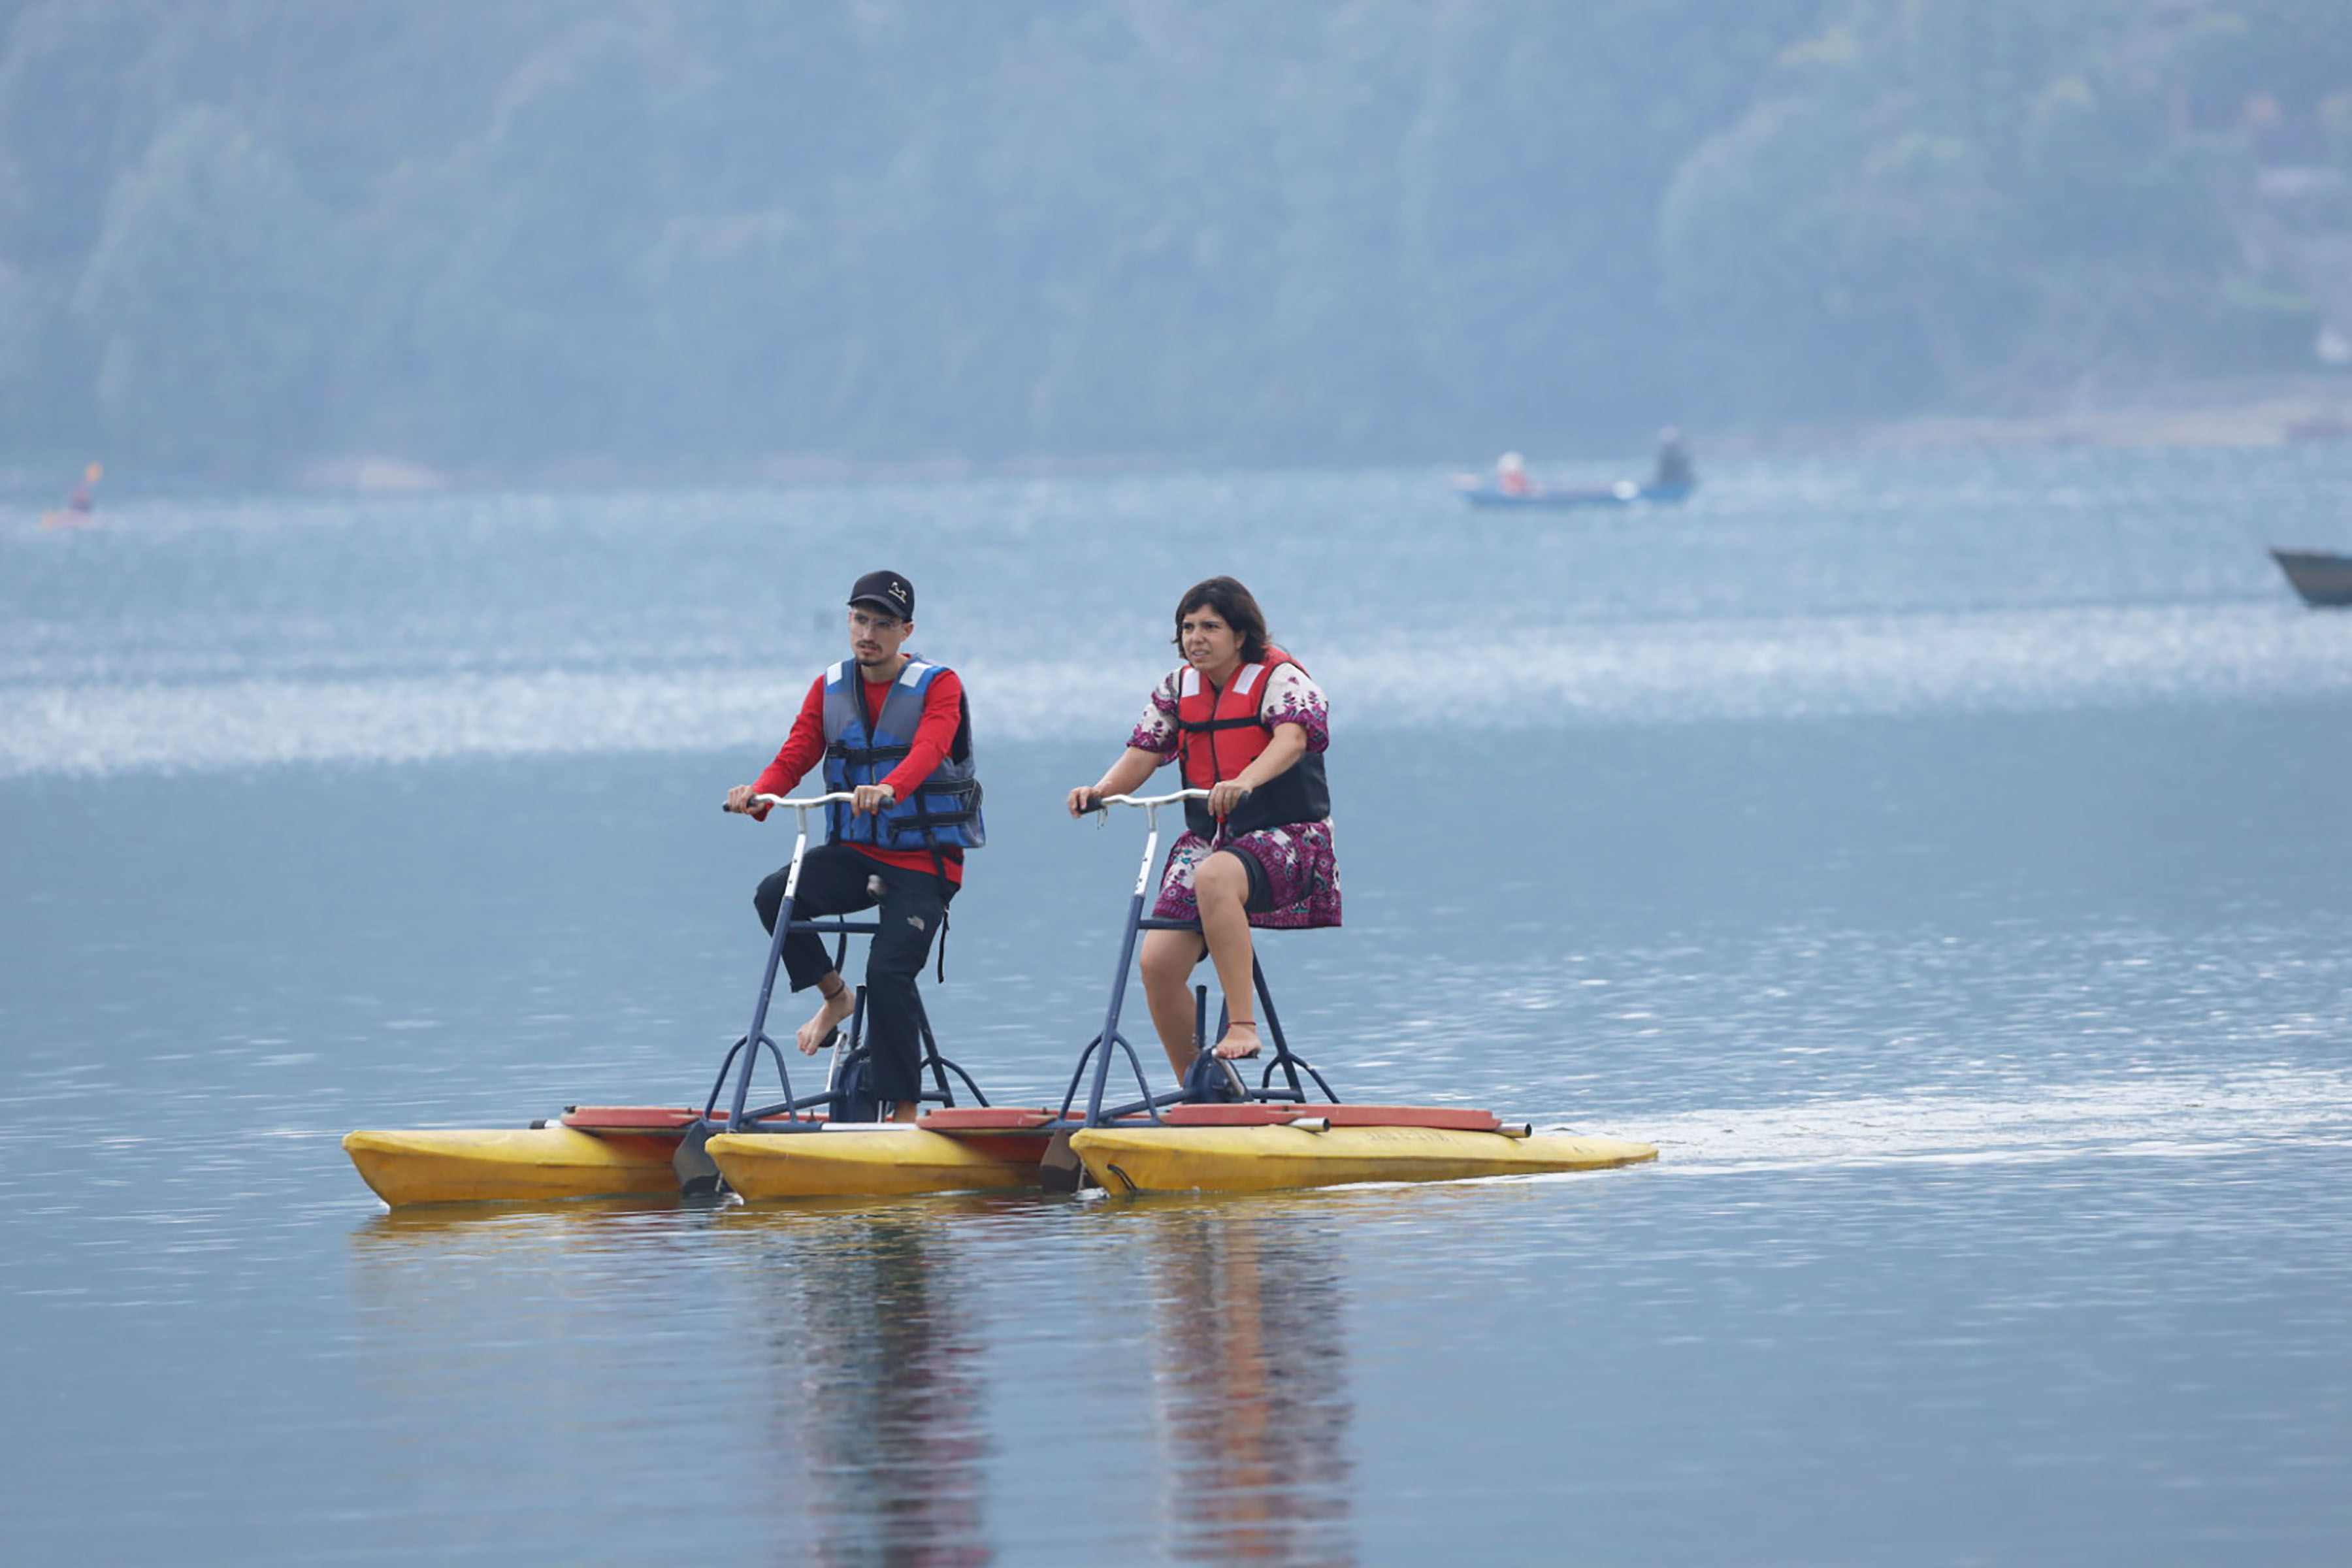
[1588,1065,2352,1175]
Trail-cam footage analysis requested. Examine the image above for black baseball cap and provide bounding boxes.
[848,569,914,620]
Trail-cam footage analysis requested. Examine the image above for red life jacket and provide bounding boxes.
[1173,646,1331,839]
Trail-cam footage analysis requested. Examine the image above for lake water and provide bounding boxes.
[5,448,2351,1565]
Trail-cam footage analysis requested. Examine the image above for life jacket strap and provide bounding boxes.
[826,738,914,768]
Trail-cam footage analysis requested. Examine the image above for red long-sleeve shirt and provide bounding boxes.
[750,664,968,885]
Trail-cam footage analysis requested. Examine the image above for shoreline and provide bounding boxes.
[1724,372,2352,455]
[16,374,2352,502]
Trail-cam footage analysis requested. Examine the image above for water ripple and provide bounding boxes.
[8,601,2351,777]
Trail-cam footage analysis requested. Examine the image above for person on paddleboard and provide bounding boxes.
[1066,575,1339,1076]
[724,569,984,1121]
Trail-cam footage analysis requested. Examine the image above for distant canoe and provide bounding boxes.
[1454,477,1696,509]
[2270,547,2352,607]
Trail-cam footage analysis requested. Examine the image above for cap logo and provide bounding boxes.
[851,570,914,619]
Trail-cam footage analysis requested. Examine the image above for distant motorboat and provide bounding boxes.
[1453,476,1697,509]
[2269,547,2352,607]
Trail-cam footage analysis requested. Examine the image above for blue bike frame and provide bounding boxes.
[698,792,985,1137]
[1056,789,1337,1126]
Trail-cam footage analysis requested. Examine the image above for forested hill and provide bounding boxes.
[3,0,2347,483]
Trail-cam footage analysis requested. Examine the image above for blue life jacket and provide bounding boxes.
[819,656,986,852]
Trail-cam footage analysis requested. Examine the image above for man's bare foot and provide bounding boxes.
[1212,1021,1260,1060]
[796,985,855,1054]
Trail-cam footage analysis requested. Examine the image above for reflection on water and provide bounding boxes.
[341,1191,1368,1564]
[351,1194,698,1247]
[735,1208,990,1568]
[1141,1204,1354,1565]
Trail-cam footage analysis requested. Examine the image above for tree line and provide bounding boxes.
[1,0,2346,482]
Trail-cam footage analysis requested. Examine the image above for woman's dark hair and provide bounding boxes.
[1172,576,1270,664]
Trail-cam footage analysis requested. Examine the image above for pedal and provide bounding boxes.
[1182,1050,1248,1103]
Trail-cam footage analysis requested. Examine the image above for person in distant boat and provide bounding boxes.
[1652,428,1693,490]
[41,461,101,529]
[1496,450,1532,497]
[1066,576,1339,1076]
[723,570,985,1121]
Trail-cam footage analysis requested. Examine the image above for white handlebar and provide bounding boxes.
[1088,787,1209,894]
[1097,788,1211,809]
[747,787,1201,819]
[754,791,858,810]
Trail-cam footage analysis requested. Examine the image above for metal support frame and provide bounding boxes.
[1056,789,1337,1127]
[700,793,985,1137]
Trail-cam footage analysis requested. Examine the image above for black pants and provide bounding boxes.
[753,843,954,1107]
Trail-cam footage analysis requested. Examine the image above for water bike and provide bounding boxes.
[1038,789,1656,1194]
[708,789,1655,1198]
[346,791,1656,1205]
[344,792,1014,1205]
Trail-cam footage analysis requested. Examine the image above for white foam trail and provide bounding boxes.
[1590,1066,2352,1175]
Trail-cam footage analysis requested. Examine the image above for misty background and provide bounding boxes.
[3,0,2350,484]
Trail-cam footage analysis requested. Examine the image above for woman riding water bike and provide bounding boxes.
[1066,576,1339,1077]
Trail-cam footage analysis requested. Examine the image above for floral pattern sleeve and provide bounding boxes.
[1126,670,1185,762]
[1258,662,1330,753]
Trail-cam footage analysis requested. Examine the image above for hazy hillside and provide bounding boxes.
[2,0,2347,482]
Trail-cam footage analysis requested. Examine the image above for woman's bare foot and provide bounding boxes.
[796,985,855,1054]
[1212,1020,1260,1060]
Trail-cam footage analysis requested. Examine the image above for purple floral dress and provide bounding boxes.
[1130,661,1341,930]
